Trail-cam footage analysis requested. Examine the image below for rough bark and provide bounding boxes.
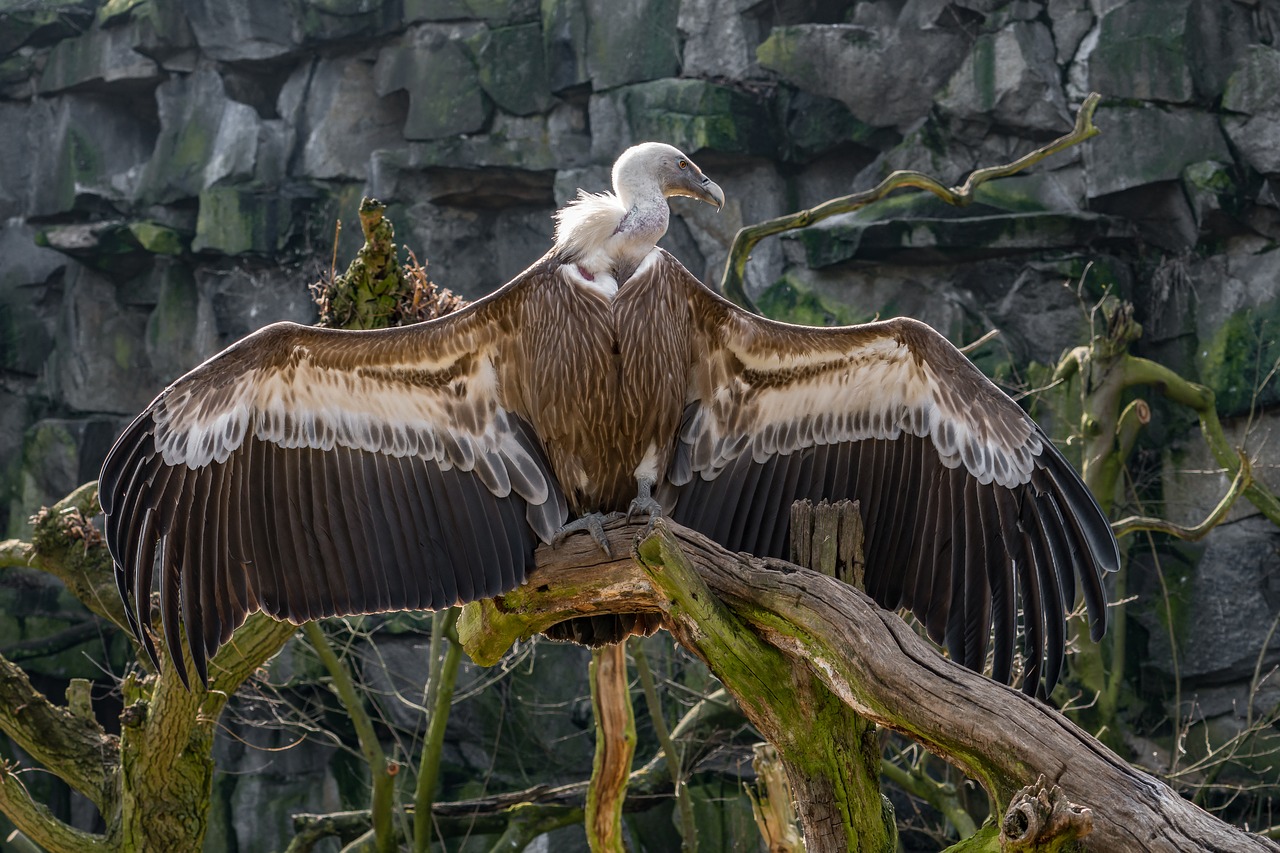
[747,744,804,853]
[784,499,894,852]
[0,479,298,850]
[458,517,1280,853]
[585,643,635,852]
[117,614,296,850]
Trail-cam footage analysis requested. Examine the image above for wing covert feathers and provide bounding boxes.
[673,276,1118,697]
[101,295,567,687]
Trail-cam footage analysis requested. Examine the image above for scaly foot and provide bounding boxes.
[627,474,664,535]
[551,512,618,557]
[626,493,663,527]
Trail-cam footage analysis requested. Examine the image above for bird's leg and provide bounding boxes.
[551,478,664,558]
[626,475,663,531]
[552,513,616,558]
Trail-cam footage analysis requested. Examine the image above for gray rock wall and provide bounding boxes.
[2,0,1280,847]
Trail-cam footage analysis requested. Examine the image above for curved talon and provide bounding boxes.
[552,512,613,557]
[626,495,663,524]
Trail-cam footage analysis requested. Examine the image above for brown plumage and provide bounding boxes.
[100,143,1116,695]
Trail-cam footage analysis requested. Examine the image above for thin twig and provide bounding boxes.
[304,622,398,853]
[632,640,697,851]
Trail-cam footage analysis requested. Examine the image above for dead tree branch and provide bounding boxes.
[718,93,1102,309]
[459,517,1280,853]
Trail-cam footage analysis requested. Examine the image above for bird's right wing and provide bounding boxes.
[669,271,1116,697]
[100,264,567,685]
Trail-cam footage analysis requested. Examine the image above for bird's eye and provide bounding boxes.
[678,159,688,170]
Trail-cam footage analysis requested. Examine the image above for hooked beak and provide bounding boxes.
[673,171,725,211]
[697,177,725,211]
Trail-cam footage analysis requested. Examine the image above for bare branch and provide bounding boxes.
[585,643,635,852]
[412,607,463,852]
[0,652,117,811]
[718,94,1102,309]
[461,518,1280,852]
[0,761,110,853]
[303,621,398,853]
[1113,452,1253,540]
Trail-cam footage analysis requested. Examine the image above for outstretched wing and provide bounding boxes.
[100,271,567,686]
[671,276,1117,697]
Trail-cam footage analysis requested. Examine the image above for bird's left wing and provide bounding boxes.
[99,275,567,686]
[670,277,1117,696]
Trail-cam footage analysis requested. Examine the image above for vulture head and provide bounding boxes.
[612,142,725,211]
[555,143,724,280]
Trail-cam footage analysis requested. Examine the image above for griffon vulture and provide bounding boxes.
[100,143,1117,696]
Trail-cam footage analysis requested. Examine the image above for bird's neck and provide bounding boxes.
[611,195,668,264]
[554,181,670,285]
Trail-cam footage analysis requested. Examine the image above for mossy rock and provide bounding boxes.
[128,220,186,255]
[1089,0,1195,103]
[405,0,539,24]
[776,87,880,163]
[757,276,869,327]
[193,186,293,255]
[375,28,491,141]
[299,0,404,42]
[399,112,571,172]
[541,0,589,91]
[584,0,679,90]
[0,297,53,375]
[97,0,148,25]
[47,123,105,216]
[1222,44,1280,115]
[467,22,552,116]
[0,51,35,87]
[0,0,98,55]
[136,69,234,205]
[1082,104,1230,198]
[614,78,776,156]
[788,210,1135,269]
[36,18,161,94]
[36,221,152,277]
[144,265,201,376]
[1198,297,1280,417]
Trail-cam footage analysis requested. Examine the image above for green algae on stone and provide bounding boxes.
[757,276,867,327]
[776,88,880,163]
[583,0,678,90]
[1198,298,1280,417]
[0,0,98,55]
[375,30,490,141]
[405,0,538,24]
[192,186,291,255]
[614,78,775,156]
[1082,104,1230,198]
[128,221,185,255]
[145,267,200,375]
[36,19,161,94]
[1222,44,1280,115]
[466,22,551,115]
[1089,0,1194,103]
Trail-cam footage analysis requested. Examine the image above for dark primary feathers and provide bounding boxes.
[100,144,1117,695]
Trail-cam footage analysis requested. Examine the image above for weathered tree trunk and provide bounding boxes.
[0,484,297,851]
[585,643,636,852]
[782,499,894,852]
[458,517,1280,853]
